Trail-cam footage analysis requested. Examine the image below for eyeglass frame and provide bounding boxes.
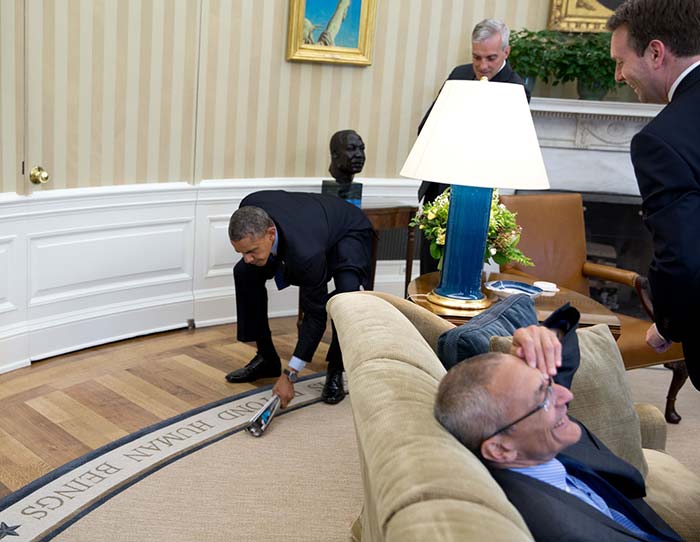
[481,376,554,442]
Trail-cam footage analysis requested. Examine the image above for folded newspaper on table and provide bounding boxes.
[245,394,281,437]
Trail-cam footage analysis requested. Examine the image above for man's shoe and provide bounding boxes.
[226,353,281,383]
[321,367,346,404]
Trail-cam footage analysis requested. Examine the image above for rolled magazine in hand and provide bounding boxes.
[245,394,281,437]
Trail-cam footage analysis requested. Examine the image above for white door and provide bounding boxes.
[23,0,200,360]
[0,0,30,373]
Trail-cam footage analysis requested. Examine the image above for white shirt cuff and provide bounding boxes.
[288,356,307,373]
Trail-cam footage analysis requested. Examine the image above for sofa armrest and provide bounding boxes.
[359,291,454,354]
[635,402,667,451]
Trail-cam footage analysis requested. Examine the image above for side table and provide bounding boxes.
[408,272,621,339]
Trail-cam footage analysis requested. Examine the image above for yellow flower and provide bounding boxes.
[436,232,446,245]
[427,210,436,220]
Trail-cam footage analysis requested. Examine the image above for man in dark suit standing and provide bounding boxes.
[608,0,700,389]
[435,332,680,541]
[417,18,530,274]
[225,190,373,406]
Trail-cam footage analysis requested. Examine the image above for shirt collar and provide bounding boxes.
[668,60,700,101]
[510,458,568,492]
[495,59,506,76]
[271,224,279,256]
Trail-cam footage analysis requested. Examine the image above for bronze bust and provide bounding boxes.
[329,130,365,185]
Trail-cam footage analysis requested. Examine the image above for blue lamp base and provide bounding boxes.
[426,185,493,310]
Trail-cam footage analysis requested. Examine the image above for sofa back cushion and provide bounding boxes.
[437,294,537,369]
[491,324,648,476]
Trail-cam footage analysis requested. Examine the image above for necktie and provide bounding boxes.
[273,258,288,290]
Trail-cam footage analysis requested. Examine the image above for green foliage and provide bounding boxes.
[410,188,533,267]
[509,29,622,94]
[486,193,533,267]
[410,189,449,268]
[508,29,561,82]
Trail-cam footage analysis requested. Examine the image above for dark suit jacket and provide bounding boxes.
[239,190,373,289]
[417,61,530,203]
[631,65,700,345]
[489,424,680,541]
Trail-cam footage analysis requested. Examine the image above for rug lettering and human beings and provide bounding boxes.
[0,374,363,542]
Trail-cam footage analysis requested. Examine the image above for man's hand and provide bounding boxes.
[272,374,295,408]
[511,325,562,376]
[646,323,672,353]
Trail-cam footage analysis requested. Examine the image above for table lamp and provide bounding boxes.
[401,79,549,310]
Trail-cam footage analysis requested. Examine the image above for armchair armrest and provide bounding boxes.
[582,261,654,320]
[634,402,667,451]
[582,261,638,287]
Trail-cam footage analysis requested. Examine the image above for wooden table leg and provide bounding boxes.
[663,360,688,424]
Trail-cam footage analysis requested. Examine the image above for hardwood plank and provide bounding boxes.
[170,354,254,396]
[0,480,12,500]
[0,403,91,469]
[0,427,52,493]
[95,373,192,419]
[64,380,161,434]
[26,392,128,449]
[126,361,220,406]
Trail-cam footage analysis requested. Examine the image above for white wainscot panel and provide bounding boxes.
[29,219,193,307]
[206,215,237,279]
[0,235,18,315]
[26,217,196,361]
[0,234,30,373]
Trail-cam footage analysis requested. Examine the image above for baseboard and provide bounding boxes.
[28,294,193,361]
[0,324,30,374]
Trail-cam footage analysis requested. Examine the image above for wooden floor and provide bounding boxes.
[0,317,331,500]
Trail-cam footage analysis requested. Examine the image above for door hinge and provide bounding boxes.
[21,161,25,175]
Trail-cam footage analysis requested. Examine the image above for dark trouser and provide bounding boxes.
[234,260,362,372]
[682,339,700,390]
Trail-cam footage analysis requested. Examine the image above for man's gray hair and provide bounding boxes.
[228,206,274,242]
[434,352,510,454]
[472,18,510,50]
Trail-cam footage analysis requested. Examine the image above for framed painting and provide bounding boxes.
[286,0,377,66]
[548,0,615,32]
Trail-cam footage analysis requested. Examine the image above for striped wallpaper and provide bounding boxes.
[0,0,24,195]
[1,0,552,195]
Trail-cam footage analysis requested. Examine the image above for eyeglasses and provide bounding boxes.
[482,376,554,441]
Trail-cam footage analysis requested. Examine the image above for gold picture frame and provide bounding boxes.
[548,0,614,32]
[286,0,377,66]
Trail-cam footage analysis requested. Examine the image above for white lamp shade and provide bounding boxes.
[401,80,549,190]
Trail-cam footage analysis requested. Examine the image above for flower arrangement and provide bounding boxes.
[410,188,533,269]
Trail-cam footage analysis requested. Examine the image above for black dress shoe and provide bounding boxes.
[321,367,346,404]
[226,353,281,383]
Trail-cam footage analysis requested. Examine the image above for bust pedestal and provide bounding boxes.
[322,180,363,208]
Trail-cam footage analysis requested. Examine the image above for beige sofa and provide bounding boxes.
[327,291,700,542]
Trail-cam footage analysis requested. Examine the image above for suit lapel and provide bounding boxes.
[491,468,647,539]
[559,455,680,541]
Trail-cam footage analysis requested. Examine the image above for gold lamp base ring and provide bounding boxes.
[426,290,492,311]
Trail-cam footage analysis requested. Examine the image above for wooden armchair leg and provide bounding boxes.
[663,360,688,424]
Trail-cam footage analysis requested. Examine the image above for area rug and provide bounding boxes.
[0,375,363,542]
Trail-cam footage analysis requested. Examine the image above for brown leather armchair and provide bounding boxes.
[499,193,687,423]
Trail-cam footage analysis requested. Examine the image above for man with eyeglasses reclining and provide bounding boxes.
[435,324,681,542]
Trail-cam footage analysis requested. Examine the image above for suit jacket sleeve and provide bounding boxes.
[631,131,700,341]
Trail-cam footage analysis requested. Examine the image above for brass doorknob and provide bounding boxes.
[29,166,50,185]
